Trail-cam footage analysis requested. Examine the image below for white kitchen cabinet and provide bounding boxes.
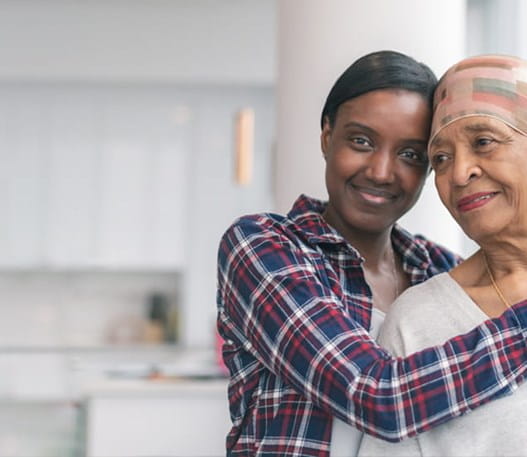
[95,92,190,269]
[85,379,230,457]
[0,93,48,267]
[0,83,275,348]
[44,92,101,268]
[0,400,84,457]
[0,84,191,270]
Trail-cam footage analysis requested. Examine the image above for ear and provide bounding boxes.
[320,116,332,160]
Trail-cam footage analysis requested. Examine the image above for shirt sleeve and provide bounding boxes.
[217,218,527,442]
[358,282,437,456]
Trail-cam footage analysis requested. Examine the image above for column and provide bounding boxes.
[275,0,469,255]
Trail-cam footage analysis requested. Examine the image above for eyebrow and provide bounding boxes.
[463,123,506,134]
[342,121,428,144]
[341,121,376,135]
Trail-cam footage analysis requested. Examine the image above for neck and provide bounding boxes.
[454,238,527,317]
[352,230,395,269]
[480,237,527,274]
[321,209,395,267]
[321,208,407,311]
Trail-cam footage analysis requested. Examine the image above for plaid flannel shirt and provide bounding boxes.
[216,194,527,457]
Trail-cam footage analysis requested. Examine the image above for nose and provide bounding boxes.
[450,149,482,186]
[365,150,395,184]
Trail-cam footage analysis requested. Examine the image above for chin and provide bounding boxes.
[339,204,399,235]
[460,225,500,244]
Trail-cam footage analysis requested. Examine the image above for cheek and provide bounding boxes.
[324,155,345,191]
[511,175,527,211]
[401,168,428,198]
[328,150,360,176]
[434,174,454,211]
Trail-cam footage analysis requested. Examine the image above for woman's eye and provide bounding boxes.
[430,152,449,169]
[399,149,427,165]
[475,137,494,148]
[349,136,372,149]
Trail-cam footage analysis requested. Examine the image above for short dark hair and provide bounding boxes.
[320,50,437,128]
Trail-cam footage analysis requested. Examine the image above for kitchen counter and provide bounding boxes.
[84,376,228,395]
[84,371,230,457]
[0,346,231,457]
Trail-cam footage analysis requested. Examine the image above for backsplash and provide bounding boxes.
[0,271,181,347]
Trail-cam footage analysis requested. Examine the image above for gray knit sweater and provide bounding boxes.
[358,272,527,457]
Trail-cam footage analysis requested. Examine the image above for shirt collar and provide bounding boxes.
[391,223,434,271]
[287,194,433,269]
[287,194,350,245]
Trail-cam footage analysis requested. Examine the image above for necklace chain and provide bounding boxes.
[391,248,400,299]
[483,252,512,309]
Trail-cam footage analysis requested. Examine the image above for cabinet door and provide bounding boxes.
[147,109,190,269]
[0,89,48,268]
[96,93,190,269]
[86,382,231,457]
[96,98,153,268]
[0,85,189,270]
[44,91,100,268]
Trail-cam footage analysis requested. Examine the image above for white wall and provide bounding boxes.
[0,0,276,84]
[276,0,468,255]
[467,0,527,58]
[181,86,275,347]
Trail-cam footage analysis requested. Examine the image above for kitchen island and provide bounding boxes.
[85,376,230,457]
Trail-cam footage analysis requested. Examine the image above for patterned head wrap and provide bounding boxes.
[430,54,527,145]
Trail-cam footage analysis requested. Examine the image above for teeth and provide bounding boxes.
[473,195,491,202]
[360,188,393,198]
[460,193,495,206]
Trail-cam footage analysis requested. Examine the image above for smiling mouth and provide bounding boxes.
[351,184,397,204]
[457,191,499,212]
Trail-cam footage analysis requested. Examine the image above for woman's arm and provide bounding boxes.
[217,218,527,442]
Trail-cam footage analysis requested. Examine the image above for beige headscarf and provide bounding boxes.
[430,54,527,145]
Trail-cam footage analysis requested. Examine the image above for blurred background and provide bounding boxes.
[0,0,524,456]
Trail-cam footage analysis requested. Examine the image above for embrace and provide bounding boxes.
[217,51,527,457]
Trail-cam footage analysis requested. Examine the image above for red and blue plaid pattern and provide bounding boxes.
[216,194,527,457]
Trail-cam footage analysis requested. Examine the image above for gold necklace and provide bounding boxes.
[483,252,512,309]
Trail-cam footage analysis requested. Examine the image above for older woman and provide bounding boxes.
[358,54,527,457]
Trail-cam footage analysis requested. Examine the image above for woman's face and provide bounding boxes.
[321,89,430,238]
[429,116,527,243]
